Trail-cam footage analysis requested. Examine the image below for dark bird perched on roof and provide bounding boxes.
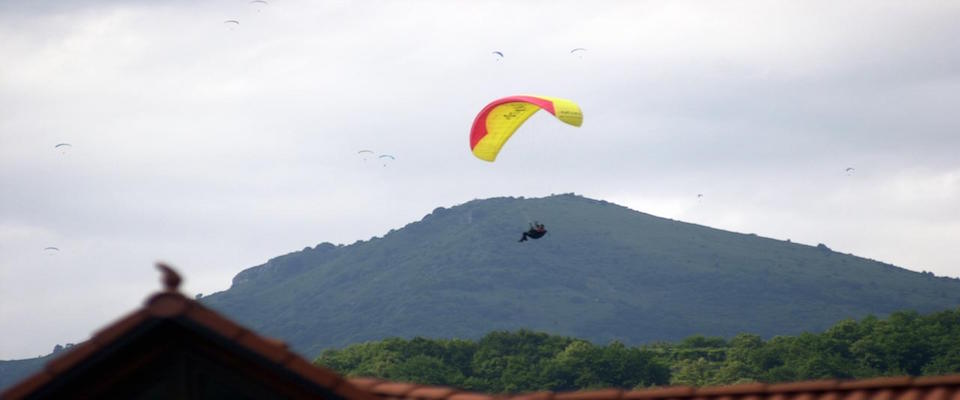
[155,262,182,292]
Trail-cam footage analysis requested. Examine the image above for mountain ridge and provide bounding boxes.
[201,194,960,357]
[3,194,959,391]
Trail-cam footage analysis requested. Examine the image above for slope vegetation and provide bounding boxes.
[203,194,960,357]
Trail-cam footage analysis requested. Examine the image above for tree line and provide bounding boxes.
[315,308,960,392]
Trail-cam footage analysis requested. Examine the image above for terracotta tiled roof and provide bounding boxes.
[2,270,376,400]
[348,375,960,400]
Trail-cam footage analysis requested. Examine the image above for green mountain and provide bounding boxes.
[0,350,62,392]
[200,194,960,357]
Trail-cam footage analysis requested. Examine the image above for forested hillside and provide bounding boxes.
[5,195,960,392]
[203,194,960,356]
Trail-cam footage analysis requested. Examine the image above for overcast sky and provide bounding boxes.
[1,0,958,360]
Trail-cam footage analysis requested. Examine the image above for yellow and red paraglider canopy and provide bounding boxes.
[470,95,583,162]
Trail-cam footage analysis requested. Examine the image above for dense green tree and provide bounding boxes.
[388,355,464,386]
[671,357,722,386]
[315,309,960,392]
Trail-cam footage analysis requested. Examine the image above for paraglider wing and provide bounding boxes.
[357,150,375,162]
[469,95,583,162]
[44,247,60,251]
[224,19,240,24]
[54,143,71,148]
[378,154,395,167]
[249,0,267,11]
[492,51,504,59]
[570,48,587,53]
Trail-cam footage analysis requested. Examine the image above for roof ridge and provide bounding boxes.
[349,374,960,400]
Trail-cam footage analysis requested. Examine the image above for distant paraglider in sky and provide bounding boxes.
[492,51,504,61]
[358,150,375,162]
[378,154,395,167]
[845,167,855,174]
[44,247,60,255]
[224,19,240,28]
[54,143,71,154]
[570,48,587,58]
[250,0,267,12]
[470,95,583,162]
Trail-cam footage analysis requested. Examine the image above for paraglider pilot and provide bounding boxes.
[519,222,547,242]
